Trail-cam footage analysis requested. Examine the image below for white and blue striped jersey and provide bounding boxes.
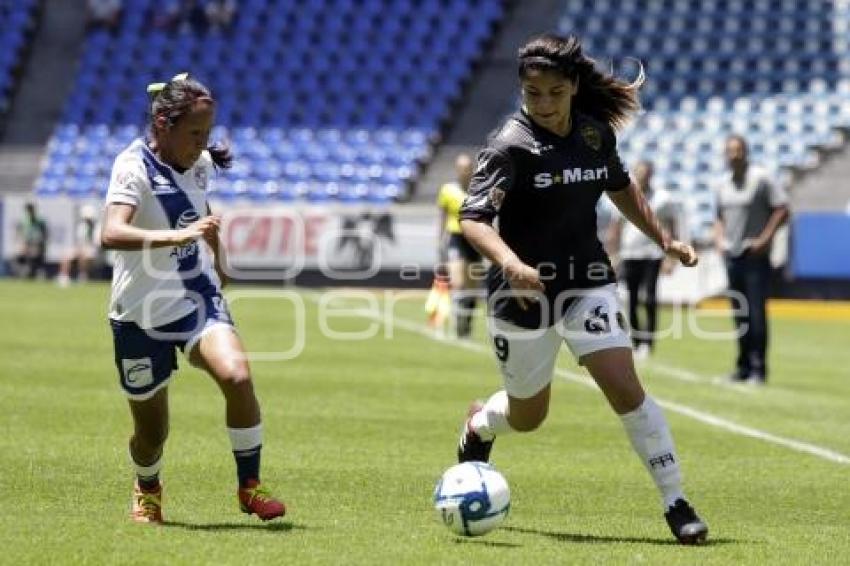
[105,138,221,328]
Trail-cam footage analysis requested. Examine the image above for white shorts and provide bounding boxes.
[487,284,631,399]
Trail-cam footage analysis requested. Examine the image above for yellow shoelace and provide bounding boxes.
[245,484,273,503]
[135,492,161,516]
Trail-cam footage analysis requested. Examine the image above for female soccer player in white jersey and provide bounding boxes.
[101,74,285,523]
[455,35,708,544]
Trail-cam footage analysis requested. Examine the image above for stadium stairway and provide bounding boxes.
[413,0,565,202]
[0,0,87,193]
[790,131,850,212]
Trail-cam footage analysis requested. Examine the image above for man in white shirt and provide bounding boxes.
[609,160,681,358]
[714,134,789,384]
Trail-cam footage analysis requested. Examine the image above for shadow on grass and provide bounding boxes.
[162,520,304,533]
[504,526,743,547]
[454,538,522,549]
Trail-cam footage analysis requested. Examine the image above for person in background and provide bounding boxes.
[154,0,206,34]
[87,0,122,31]
[204,0,237,32]
[437,153,484,338]
[57,204,100,287]
[609,160,681,359]
[14,202,49,279]
[714,134,789,385]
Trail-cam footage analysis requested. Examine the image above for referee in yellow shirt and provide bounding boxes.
[437,153,483,337]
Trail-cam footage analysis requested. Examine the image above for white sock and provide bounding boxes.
[619,396,685,509]
[469,390,512,441]
[228,423,263,452]
[130,449,162,483]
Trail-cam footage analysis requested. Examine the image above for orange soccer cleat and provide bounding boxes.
[131,481,163,524]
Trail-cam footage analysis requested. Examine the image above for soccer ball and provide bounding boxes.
[433,462,510,536]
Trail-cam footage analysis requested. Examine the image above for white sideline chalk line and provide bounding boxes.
[644,360,758,395]
[315,297,850,466]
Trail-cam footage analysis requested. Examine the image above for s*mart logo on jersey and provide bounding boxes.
[533,166,609,189]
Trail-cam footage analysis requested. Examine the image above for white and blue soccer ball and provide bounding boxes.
[433,462,510,536]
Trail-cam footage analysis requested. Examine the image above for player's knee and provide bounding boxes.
[508,407,548,432]
[217,361,253,390]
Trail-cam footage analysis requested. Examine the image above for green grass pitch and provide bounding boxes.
[0,280,848,565]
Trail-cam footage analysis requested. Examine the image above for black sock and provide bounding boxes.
[234,445,262,487]
[137,474,160,490]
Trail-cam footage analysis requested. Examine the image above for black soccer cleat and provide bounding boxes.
[664,498,709,545]
[457,403,494,463]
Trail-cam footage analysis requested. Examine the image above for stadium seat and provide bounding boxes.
[559,0,849,243]
[0,1,38,113]
[34,0,505,203]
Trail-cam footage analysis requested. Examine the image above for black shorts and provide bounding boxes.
[446,233,482,263]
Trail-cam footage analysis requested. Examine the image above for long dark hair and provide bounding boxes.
[518,34,642,131]
[148,74,232,169]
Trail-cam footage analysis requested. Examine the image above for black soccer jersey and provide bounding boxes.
[460,109,631,328]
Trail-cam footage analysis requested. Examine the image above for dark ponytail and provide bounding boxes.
[147,73,233,169]
[518,34,643,131]
[206,144,233,170]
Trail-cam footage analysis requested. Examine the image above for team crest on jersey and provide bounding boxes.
[489,188,506,210]
[194,167,208,191]
[580,125,602,151]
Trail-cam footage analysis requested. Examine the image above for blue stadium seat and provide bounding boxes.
[35,0,505,203]
[558,0,848,242]
[0,1,38,112]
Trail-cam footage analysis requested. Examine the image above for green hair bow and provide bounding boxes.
[146,72,190,99]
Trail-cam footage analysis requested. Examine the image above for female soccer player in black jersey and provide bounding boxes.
[456,34,708,544]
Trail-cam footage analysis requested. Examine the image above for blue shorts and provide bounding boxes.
[110,293,234,400]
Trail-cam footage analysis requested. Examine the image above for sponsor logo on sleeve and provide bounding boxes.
[116,169,143,193]
[489,188,506,210]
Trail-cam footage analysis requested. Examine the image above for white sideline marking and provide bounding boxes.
[645,360,758,395]
[315,296,850,466]
[652,399,850,465]
[644,361,703,383]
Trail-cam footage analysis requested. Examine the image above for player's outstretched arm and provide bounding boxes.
[101,203,219,250]
[607,182,670,250]
[205,204,229,287]
[460,219,544,309]
[607,183,698,267]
